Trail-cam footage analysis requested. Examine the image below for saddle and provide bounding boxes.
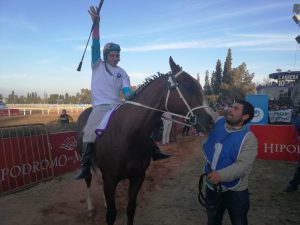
[95,105,120,136]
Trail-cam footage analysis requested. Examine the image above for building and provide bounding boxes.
[256,71,299,103]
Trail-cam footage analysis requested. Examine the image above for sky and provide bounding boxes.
[0,0,300,97]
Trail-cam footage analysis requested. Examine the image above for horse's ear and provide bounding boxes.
[169,56,182,74]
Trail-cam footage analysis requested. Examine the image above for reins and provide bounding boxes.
[124,70,209,127]
[198,173,223,208]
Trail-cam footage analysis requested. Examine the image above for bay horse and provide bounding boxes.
[76,57,216,225]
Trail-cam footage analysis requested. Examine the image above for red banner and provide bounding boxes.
[0,131,80,194]
[0,109,20,116]
[250,125,300,162]
[49,132,80,176]
[0,135,53,193]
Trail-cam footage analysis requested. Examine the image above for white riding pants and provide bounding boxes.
[83,104,116,143]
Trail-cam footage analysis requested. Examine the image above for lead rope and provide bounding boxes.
[198,173,223,208]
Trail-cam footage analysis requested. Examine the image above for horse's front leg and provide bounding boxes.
[85,171,96,217]
[127,173,146,225]
[103,177,117,225]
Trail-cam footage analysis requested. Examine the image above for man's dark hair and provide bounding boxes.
[236,99,254,125]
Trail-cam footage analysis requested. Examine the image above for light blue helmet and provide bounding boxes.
[103,42,121,61]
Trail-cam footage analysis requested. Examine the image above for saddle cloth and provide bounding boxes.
[95,104,120,136]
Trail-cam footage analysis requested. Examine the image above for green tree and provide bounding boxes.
[210,71,216,95]
[222,48,233,85]
[79,88,91,104]
[221,63,256,101]
[26,92,31,103]
[7,91,17,104]
[18,95,26,104]
[65,93,70,104]
[48,94,59,104]
[203,70,212,95]
[212,59,222,96]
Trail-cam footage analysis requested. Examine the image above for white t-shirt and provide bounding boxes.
[91,59,131,106]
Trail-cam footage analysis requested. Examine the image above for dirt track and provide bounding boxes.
[1,135,300,225]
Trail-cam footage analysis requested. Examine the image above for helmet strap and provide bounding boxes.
[105,62,114,76]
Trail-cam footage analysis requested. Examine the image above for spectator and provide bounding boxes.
[291,79,300,118]
[283,155,300,192]
[59,109,73,125]
[283,110,300,192]
[161,112,172,144]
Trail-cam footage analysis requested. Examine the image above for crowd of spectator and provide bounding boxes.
[268,100,293,111]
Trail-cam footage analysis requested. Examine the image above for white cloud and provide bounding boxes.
[122,32,293,52]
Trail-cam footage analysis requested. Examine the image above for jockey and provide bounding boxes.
[75,6,170,180]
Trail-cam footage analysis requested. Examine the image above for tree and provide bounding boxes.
[79,88,91,104]
[212,59,222,96]
[222,48,233,85]
[221,62,256,101]
[210,71,216,95]
[65,93,70,104]
[203,70,212,95]
[48,94,59,104]
[18,95,26,104]
[0,94,3,101]
[7,91,17,104]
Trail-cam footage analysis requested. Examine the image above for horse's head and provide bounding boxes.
[165,56,217,134]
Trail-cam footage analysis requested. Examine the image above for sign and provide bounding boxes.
[278,74,298,80]
[0,131,80,194]
[246,95,269,124]
[268,109,292,123]
[49,132,80,176]
[0,135,54,194]
[250,125,299,162]
[0,109,20,116]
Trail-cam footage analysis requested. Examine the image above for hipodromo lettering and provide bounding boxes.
[0,152,80,182]
[264,143,300,154]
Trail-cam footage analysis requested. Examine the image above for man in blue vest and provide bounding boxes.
[203,100,258,225]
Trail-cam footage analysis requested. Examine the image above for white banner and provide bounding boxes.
[268,109,292,123]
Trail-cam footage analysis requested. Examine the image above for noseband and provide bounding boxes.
[125,70,209,126]
[165,71,209,125]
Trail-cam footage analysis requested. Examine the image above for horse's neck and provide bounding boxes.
[134,79,167,110]
[128,80,167,131]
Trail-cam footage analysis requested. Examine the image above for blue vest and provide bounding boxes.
[203,117,249,189]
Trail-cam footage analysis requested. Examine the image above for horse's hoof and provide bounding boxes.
[87,208,96,218]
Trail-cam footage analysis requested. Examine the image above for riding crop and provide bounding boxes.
[77,0,105,72]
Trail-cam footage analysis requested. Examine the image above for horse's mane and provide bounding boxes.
[127,72,170,100]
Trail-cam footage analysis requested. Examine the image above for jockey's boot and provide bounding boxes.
[75,143,94,180]
[151,140,172,161]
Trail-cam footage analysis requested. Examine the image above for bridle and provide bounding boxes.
[125,70,209,127]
